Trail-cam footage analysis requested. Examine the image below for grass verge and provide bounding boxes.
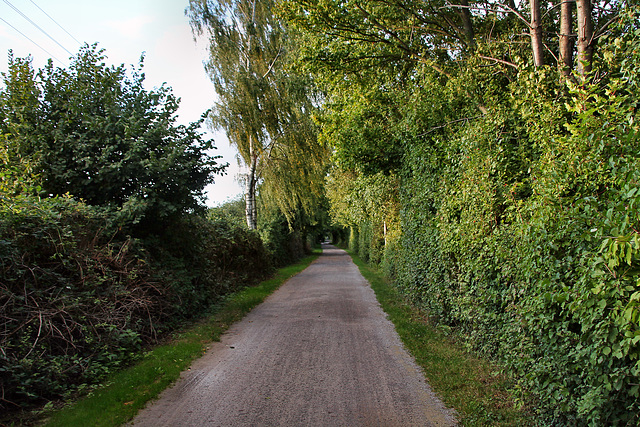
[42,250,321,427]
[346,250,535,427]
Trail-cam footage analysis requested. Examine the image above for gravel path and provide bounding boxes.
[130,244,456,426]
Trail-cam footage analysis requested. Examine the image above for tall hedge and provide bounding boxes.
[389,26,640,425]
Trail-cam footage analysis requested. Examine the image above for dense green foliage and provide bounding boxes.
[286,0,640,424]
[0,45,224,231]
[392,56,640,424]
[0,196,152,406]
[208,196,323,267]
[0,195,272,411]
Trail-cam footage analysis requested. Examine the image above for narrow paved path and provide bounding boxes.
[130,245,456,426]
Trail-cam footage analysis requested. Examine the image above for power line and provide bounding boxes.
[28,0,82,46]
[0,15,66,66]
[3,0,74,56]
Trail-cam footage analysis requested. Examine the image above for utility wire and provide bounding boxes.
[3,0,74,56]
[0,15,66,66]
[29,0,82,46]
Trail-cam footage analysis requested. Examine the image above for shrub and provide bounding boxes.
[0,195,273,412]
[144,215,272,319]
[258,210,306,267]
[0,195,164,408]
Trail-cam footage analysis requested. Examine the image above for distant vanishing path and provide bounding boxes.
[130,244,456,426]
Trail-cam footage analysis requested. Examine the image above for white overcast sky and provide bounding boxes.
[0,0,244,206]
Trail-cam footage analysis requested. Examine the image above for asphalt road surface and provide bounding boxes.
[130,244,457,426]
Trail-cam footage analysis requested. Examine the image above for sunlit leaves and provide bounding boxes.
[188,0,328,228]
[0,54,41,196]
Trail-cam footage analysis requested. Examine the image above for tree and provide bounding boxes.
[0,45,225,228]
[188,0,284,230]
[0,53,41,195]
[187,0,327,229]
[283,0,622,78]
[281,0,475,76]
[529,0,545,66]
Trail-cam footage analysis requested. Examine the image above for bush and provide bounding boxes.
[0,46,225,232]
[0,195,163,407]
[0,195,273,412]
[144,215,272,319]
[259,210,307,267]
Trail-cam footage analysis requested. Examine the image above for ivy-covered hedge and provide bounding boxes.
[391,30,639,426]
[0,195,271,411]
[343,20,640,425]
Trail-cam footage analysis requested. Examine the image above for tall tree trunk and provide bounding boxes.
[458,0,475,50]
[576,0,593,77]
[530,0,544,66]
[559,0,575,76]
[245,137,258,230]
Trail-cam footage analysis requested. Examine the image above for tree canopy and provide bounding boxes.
[0,45,225,229]
[187,0,328,229]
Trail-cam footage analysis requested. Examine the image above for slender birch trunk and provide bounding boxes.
[559,0,575,76]
[576,0,594,77]
[383,220,387,247]
[530,0,544,66]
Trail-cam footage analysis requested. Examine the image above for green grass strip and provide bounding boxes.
[43,250,321,427]
[346,250,534,427]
